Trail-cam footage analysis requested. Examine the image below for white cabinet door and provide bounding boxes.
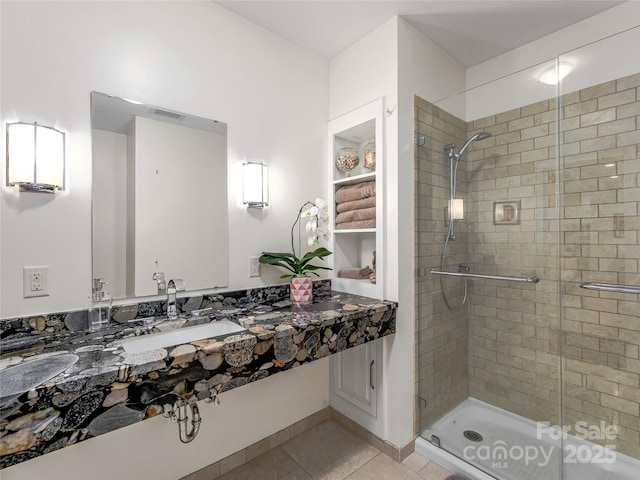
[333,341,377,416]
[330,339,384,437]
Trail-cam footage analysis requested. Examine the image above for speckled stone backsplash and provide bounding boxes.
[0,280,397,469]
[0,281,332,352]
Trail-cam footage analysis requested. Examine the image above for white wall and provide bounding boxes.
[1,1,330,477]
[329,16,467,449]
[330,18,398,311]
[395,18,466,448]
[329,17,401,446]
[0,0,329,319]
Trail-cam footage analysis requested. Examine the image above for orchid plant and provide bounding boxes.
[259,198,332,278]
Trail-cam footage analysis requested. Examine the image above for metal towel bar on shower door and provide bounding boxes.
[580,282,640,295]
[429,268,540,283]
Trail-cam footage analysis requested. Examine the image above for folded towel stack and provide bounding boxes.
[338,266,373,279]
[335,181,376,229]
[337,251,376,284]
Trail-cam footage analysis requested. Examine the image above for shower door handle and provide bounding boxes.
[369,360,375,390]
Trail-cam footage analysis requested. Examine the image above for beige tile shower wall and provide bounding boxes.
[465,96,562,427]
[559,73,640,459]
[467,73,639,459]
[414,96,469,432]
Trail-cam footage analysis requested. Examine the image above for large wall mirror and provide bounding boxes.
[91,91,229,301]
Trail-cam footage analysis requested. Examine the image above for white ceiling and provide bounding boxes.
[214,0,625,67]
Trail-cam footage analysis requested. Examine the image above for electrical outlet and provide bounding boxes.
[249,257,260,277]
[23,266,49,298]
[32,272,42,291]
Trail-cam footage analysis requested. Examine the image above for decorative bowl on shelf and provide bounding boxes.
[363,139,376,171]
[336,145,359,174]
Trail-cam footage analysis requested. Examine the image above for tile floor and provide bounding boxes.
[214,419,453,480]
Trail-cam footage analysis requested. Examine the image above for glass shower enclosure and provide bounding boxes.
[415,26,640,480]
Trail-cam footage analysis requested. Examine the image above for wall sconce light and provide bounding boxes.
[243,162,268,208]
[452,199,464,220]
[6,122,65,193]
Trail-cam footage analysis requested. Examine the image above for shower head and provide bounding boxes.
[456,131,492,159]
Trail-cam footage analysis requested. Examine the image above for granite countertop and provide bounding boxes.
[0,289,397,469]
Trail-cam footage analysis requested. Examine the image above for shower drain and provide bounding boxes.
[463,430,483,442]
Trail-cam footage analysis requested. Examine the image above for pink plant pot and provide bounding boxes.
[290,275,313,306]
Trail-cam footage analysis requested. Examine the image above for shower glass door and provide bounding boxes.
[558,27,640,480]
[416,26,640,480]
[416,56,565,479]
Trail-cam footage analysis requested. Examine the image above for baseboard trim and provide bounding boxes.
[329,408,415,463]
[183,406,416,479]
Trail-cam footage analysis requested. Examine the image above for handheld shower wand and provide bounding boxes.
[444,131,491,241]
[440,131,491,310]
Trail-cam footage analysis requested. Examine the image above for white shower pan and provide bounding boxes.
[416,397,639,480]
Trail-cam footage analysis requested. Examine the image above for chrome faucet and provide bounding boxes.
[167,279,185,320]
[153,272,167,295]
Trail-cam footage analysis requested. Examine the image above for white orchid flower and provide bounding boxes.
[315,198,328,212]
[305,219,317,232]
[316,211,328,226]
[301,205,319,218]
[315,199,328,213]
[316,225,329,240]
[263,198,333,278]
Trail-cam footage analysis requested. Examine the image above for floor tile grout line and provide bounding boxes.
[276,417,329,480]
[343,452,383,480]
[284,447,306,480]
[277,447,313,480]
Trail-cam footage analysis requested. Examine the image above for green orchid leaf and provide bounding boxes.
[258,255,297,273]
[299,248,332,267]
[300,247,332,262]
[259,252,296,261]
[258,200,334,277]
[302,264,332,272]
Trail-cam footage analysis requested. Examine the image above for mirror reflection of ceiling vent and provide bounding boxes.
[152,109,185,120]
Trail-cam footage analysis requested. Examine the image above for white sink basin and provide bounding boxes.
[120,319,245,354]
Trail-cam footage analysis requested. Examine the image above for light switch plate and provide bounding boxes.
[23,266,49,298]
